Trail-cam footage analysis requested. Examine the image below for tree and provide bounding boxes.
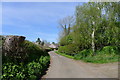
[102,2,120,47]
[36,38,41,45]
[41,41,44,46]
[57,2,120,55]
[52,42,55,44]
[75,2,104,54]
[58,16,75,45]
[58,16,75,36]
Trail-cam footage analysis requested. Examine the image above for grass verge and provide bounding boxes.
[55,50,119,64]
[55,51,74,59]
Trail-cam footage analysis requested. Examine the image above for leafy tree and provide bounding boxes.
[58,16,75,46]
[58,2,120,56]
[59,34,73,46]
[58,16,75,36]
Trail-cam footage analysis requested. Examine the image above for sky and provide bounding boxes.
[2,2,83,43]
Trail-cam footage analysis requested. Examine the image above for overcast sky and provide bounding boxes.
[2,2,83,43]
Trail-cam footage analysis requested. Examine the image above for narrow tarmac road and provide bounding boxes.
[43,51,118,78]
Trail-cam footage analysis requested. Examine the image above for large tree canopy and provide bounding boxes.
[58,2,120,55]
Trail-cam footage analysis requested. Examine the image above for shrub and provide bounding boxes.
[3,40,49,63]
[58,44,79,55]
[2,63,26,80]
[57,45,119,63]
[101,46,119,55]
[74,49,92,60]
[2,56,50,80]
[74,46,119,63]
[27,61,42,80]
[24,40,48,62]
[2,40,50,80]
[59,35,73,46]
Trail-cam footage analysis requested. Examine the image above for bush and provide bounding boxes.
[58,44,79,55]
[2,56,50,80]
[101,46,119,55]
[2,63,26,80]
[74,46,119,63]
[2,40,50,80]
[58,45,119,63]
[24,40,49,62]
[59,35,73,46]
[74,49,92,60]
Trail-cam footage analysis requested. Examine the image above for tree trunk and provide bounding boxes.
[64,25,67,36]
[92,28,95,55]
[68,24,71,35]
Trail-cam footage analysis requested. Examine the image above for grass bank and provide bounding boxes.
[56,46,119,63]
[55,51,74,59]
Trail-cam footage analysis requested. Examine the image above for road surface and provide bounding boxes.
[43,51,118,78]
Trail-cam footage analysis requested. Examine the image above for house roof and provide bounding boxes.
[49,44,59,48]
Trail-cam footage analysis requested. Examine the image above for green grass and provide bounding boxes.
[80,54,119,63]
[55,51,74,59]
[55,47,119,64]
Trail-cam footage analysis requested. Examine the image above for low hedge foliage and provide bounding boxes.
[58,44,79,56]
[74,49,93,60]
[2,40,50,80]
[57,46,119,63]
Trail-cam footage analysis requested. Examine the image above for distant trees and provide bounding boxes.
[52,42,55,44]
[35,38,52,48]
[58,16,75,36]
[58,2,120,55]
[41,41,44,46]
[58,16,75,46]
[36,38,41,45]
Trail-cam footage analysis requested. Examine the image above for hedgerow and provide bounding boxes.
[2,40,50,80]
